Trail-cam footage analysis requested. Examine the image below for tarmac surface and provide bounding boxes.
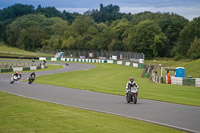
[0,60,200,133]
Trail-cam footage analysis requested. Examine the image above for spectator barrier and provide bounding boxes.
[151,74,200,87]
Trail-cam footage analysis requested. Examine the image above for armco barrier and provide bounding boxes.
[13,67,23,72]
[23,67,30,71]
[30,66,37,70]
[183,78,195,86]
[117,61,122,65]
[1,68,13,73]
[37,66,41,69]
[46,57,51,60]
[151,75,200,87]
[138,64,145,68]
[57,58,61,61]
[39,57,145,69]
[0,65,45,73]
[171,77,183,85]
[196,78,200,87]
[113,60,117,64]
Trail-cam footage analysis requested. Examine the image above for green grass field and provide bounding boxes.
[0,91,185,133]
[35,63,200,106]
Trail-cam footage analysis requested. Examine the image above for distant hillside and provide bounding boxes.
[0,43,52,58]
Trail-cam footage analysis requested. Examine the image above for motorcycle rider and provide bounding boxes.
[11,72,18,80]
[13,71,21,79]
[30,72,36,78]
[13,71,19,77]
[126,77,139,96]
[28,72,36,84]
[10,72,21,83]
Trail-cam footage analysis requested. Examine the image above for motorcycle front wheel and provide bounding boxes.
[133,95,137,104]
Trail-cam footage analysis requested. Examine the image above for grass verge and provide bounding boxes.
[0,91,185,133]
[35,63,200,106]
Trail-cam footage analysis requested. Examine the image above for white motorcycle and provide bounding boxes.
[10,74,22,84]
[126,86,139,104]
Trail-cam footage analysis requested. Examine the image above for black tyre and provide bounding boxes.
[126,95,130,103]
[28,80,32,84]
[133,95,137,104]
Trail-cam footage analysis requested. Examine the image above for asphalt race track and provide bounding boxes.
[0,60,200,133]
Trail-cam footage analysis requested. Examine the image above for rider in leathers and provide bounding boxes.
[126,77,139,96]
[30,72,36,78]
[12,72,21,79]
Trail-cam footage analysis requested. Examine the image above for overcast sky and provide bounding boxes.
[1,0,200,20]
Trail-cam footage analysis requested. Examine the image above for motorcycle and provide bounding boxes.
[126,86,139,104]
[10,75,18,84]
[10,74,22,84]
[28,76,35,84]
[17,74,22,81]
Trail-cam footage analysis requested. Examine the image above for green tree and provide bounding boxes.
[125,20,168,58]
[6,14,47,50]
[176,17,200,58]
[6,14,68,51]
[89,4,122,23]
[156,13,188,57]
[90,26,113,50]
[130,12,188,57]
[108,19,130,51]
[36,5,61,18]
[187,37,200,59]
[0,4,34,21]
[62,15,98,50]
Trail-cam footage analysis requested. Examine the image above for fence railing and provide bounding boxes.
[37,50,145,62]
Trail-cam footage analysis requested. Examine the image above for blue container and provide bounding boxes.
[176,67,185,77]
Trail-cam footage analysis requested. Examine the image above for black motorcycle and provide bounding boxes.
[126,87,138,104]
[28,76,35,84]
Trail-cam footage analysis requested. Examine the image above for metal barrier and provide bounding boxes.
[37,50,145,62]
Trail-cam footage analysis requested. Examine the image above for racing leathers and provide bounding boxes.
[30,72,36,78]
[126,81,139,95]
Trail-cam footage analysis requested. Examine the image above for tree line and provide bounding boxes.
[0,4,199,59]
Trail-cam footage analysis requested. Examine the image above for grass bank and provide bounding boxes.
[35,63,200,106]
[0,91,185,133]
[0,44,53,57]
